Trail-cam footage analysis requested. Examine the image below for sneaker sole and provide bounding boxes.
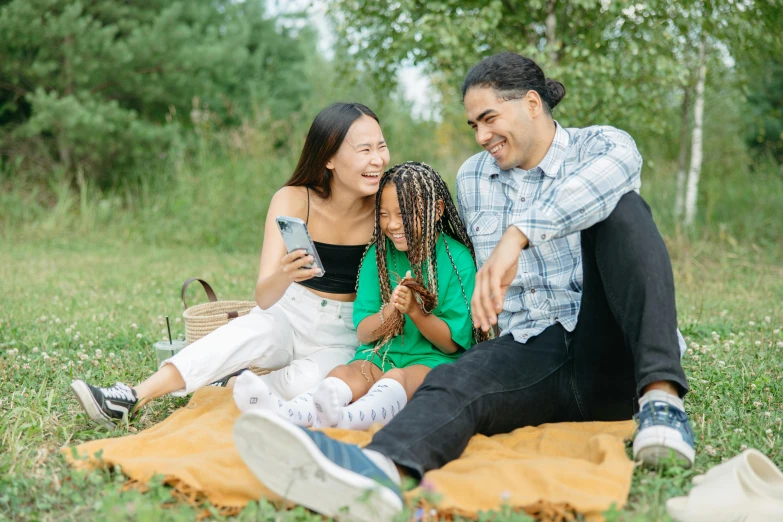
[233,410,403,522]
[633,425,695,468]
[70,380,119,430]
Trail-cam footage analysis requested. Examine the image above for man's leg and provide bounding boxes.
[233,326,577,522]
[366,325,576,479]
[571,191,694,466]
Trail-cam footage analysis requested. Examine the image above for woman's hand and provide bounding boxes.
[279,250,322,283]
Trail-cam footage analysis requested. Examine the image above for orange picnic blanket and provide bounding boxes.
[64,387,636,521]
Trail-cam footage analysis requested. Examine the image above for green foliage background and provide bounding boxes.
[0,2,782,521]
[1,0,781,256]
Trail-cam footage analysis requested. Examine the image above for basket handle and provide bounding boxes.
[181,278,218,310]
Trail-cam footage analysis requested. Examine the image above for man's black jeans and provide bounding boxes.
[365,192,689,480]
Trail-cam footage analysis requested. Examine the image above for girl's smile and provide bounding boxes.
[379,185,409,251]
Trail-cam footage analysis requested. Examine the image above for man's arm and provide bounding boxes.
[471,128,643,332]
[511,127,642,247]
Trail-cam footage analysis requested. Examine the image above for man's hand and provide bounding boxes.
[472,226,528,331]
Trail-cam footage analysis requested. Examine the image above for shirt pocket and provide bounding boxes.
[467,211,500,264]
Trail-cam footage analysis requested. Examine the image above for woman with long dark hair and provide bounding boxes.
[70,103,390,428]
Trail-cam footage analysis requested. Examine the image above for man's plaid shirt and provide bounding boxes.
[456,122,643,343]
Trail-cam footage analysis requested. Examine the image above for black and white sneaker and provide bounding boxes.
[70,380,138,429]
[206,367,249,388]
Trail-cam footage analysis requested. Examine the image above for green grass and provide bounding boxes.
[1,121,782,520]
[1,231,782,521]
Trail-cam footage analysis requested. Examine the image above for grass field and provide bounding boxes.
[1,231,781,521]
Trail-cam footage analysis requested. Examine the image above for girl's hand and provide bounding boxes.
[392,283,419,316]
[279,250,322,283]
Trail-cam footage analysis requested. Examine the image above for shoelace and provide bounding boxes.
[636,401,689,425]
[102,384,135,402]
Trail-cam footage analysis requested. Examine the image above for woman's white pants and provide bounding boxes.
[163,284,357,400]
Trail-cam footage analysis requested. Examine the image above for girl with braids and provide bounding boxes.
[234,161,488,430]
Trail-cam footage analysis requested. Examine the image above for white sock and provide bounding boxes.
[336,378,408,430]
[313,377,353,428]
[362,449,401,485]
[233,370,278,412]
[233,370,317,427]
[639,389,685,411]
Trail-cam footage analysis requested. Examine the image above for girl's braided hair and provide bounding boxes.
[359,162,491,365]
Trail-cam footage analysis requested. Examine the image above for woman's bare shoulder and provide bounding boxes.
[269,185,309,218]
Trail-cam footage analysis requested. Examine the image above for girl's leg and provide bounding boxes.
[313,361,382,427]
[331,365,431,431]
[232,351,366,426]
[233,370,320,426]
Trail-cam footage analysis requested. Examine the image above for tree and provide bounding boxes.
[0,0,313,186]
[684,38,706,227]
[329,0,783,227]
[328,0,689,133]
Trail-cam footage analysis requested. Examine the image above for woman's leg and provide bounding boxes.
[329,365,431,430]
[70,305,295,429]
[134,364,187,407]
[162,305,294,398]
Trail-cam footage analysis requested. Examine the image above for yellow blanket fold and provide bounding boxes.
[63,387,635,520]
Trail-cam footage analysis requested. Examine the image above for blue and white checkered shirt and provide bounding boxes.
[456,122,643,343]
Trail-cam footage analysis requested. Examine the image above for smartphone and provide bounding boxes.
[276,216,325,277]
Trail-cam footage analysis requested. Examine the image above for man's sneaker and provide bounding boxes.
[70,380,138,429]
[234,410,403,522]
[633,399,696,468]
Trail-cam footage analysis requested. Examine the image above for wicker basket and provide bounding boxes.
[181,278,256,344]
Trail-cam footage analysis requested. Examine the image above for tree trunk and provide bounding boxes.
[684,39,707,227]
[674,79,692,219]
[546,0,558,65]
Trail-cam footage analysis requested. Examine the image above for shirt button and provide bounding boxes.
[531,288,536,294]
[580,208,585,214]
[475,226,480,231]
[541,234,546,240]
[321,300,327,307]
[520,197,526,202]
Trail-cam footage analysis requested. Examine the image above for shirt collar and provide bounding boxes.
[487,120,569,180]
[537,121,569,179]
